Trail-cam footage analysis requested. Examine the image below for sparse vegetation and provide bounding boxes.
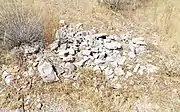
[0,0,44,49]
[0,0,180,111]
[97,0,149,11]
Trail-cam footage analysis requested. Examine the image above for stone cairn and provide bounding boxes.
[2,22,158,89]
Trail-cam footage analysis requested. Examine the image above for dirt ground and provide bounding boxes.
[1,0,180,112]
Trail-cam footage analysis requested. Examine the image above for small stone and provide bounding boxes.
[104,68,114,76]
[23,44,40,54]
[38,61,59,82]
[62,55,75,62]
[110,35,121,41]
[22,71,29,77]
[76,23,83,29]
[4,75,13,85]
[135,46,146,54]
[2,71,10,80]
[27,67,35,77]
[36,103,43,109]
[49,39,59,51]
[104,42,122,50]
[2,71,13,85]
[55,30,60,39]
[138,66,147,75]
[126,64,133,70]
[114,67,125,76]
[129,41,135,52]
[132,37,147,46]
[94,33,107,39]
[82,50,92,56]
[122,51,128,56]
[146,64,158,73]
[79,42,88,49]
[59,43,67,50]
[104,68,114,79]
[91,48,99,53]
[97,38,104,44]
[62,72,76,79]
[17,75,21,79]
[114,84,122,89]
[65,62,77,72]
[68,48,76,55]
[90,28,98,34]
[54,65,65,75]
[104,38,111,43]
[94,59,105,65]
[128,52,136,59]
[58,50,69,57]
[59,20,66,27]
[133,64,141,73]
[25,96,31,105]
[75,57,90,67]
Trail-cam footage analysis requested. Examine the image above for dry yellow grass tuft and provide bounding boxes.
[0,0,44,48]
[97,0,150,11]
[0,0,60,47]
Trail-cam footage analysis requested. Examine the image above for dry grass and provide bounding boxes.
[129,0,180,58]
[98,0,180,58]
[0,0,60,49]
[0,0,180,111]
[1,68,180,111]
[98,0,150,11]
[0,0,44,49]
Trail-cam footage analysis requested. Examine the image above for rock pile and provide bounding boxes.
[1,22,158,87]
[39,23,157,82]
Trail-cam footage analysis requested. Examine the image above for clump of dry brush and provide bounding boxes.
[0,0,44,49]
[98,0,149,11]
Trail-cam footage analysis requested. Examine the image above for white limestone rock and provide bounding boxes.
[38,61,59,82]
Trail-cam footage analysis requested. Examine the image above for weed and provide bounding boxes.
[0,0,44,49]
